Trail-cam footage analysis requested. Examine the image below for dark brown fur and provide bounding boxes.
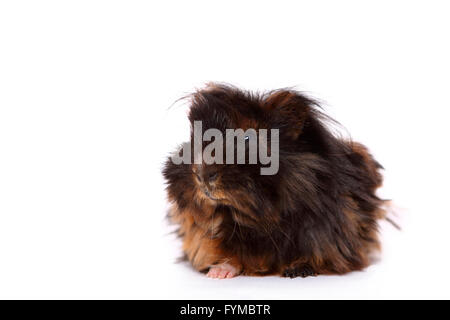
[163,83,385,278]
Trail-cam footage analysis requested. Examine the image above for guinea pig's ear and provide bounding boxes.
[264,90,312,140]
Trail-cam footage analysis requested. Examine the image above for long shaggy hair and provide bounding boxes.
[163,83,386,278]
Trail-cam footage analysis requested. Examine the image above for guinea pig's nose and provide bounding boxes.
[201,170,218,184]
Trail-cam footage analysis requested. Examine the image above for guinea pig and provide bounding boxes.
[163,83,386,279]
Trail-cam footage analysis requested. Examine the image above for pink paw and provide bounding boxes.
[206,263,239,279]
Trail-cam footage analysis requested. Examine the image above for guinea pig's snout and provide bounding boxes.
[202,171,218,185]
[198,169,217,189]
[194,166,223,201]
[194,166,219,190]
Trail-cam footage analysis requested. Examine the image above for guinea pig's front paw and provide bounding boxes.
[282,263,317,278]
[206,263,239,279]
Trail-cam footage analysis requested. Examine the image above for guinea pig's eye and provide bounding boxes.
[244,136,249,141]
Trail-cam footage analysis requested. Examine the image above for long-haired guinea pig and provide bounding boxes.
[163,83,386,279]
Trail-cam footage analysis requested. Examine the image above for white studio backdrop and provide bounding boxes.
[0,1,449,299]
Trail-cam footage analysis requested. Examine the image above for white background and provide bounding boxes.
[1,1,449,299]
